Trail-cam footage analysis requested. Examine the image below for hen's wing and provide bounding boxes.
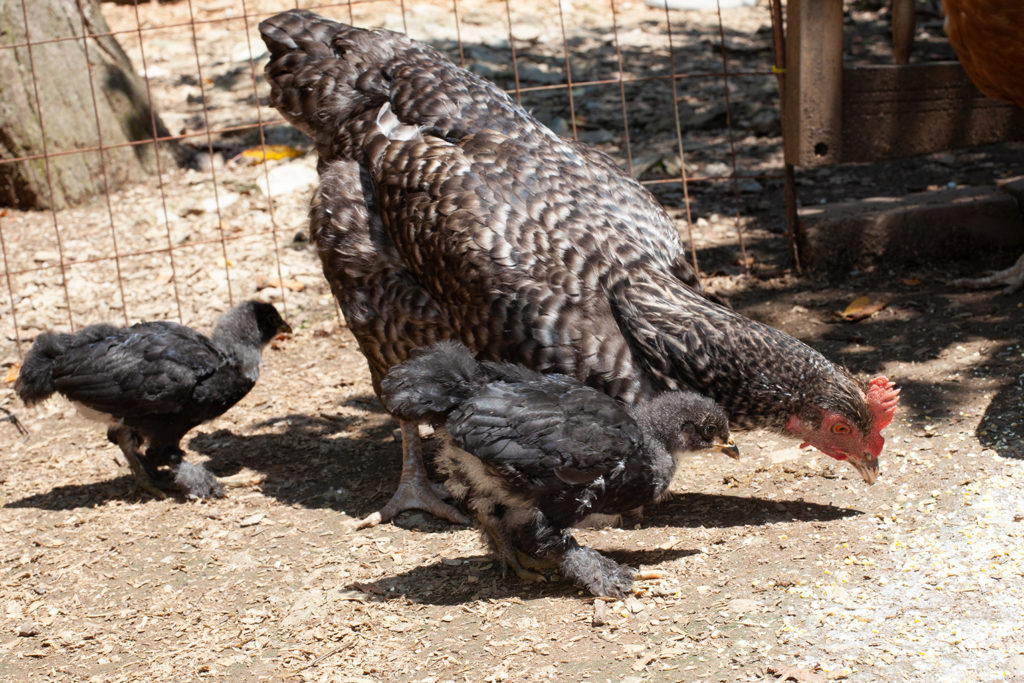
[260,10,704,289]
[51,322,229,419]
[260,10,723,403]
[445,375,642,494]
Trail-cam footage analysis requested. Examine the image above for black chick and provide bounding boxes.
[15,301,291,499]
[382,341,736,598]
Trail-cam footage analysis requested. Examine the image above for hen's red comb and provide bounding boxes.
[867,376,900,430]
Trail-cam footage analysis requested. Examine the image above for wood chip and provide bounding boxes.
[239,513,265,527]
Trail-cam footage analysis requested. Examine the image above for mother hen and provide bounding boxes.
[259,10,900,527]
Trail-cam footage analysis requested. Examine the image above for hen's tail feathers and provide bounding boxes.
[259,10,396,148]
[16,325,120,406]
[15,332,72,405]
[605,271,734,400]
[380,341,485,425]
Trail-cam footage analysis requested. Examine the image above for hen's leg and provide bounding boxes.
[355,420,471,528]
[108,426,165,499]
[952,252,1024,294]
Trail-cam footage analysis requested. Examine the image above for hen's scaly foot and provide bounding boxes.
[356,420,470,528]
[951,253,1024,294]
[355,477,471,529]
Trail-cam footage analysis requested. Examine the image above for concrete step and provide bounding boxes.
[798,177,1024,274]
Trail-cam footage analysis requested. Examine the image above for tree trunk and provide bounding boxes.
[0,0,182,210]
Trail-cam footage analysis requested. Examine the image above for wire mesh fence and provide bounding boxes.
[0,0,784,366]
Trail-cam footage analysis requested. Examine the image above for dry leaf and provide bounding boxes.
[901,278,920,286]
[832,296,886,322]
[736,255,755,268]
[240,145,304,163]
[4,363,20,383]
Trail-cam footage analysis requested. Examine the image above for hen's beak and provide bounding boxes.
[713,439,740,459]
[277,321,293,337]
[850,455,879,485]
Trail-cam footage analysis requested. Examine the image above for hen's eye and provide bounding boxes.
[832,423,850,434]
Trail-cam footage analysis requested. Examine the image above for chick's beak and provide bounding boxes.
[713,439,740,460]
[850,455,879,485]
[277,321,293,337]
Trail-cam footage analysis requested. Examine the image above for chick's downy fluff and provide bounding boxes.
[16,301,291,499]
[259,10,899,525]
[382,341,735,597]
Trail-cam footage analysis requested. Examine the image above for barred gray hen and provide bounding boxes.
[382,341,736,597]
[15,301,290,499]
[259,10,900,527]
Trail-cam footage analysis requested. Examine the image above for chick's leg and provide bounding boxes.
[108,426,165,499]
[147,444,225,500]
[477,510,550,583]
[355,420,471,528]
[1,406,27,437]
[512,511,636,598]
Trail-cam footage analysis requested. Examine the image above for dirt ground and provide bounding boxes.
[2,1,1024,681]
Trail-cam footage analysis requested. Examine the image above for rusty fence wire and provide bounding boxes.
[0,0,783,365]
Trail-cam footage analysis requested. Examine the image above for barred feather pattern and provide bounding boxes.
[259,10,874,438]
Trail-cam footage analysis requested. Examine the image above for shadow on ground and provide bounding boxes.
[348,547,700,605]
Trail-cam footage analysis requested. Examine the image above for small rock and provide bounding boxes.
[183,190,238,216]
[704,161,731,177]
[727,598,758,613]
[592,599,608,626]
[190,151,224,173]
[257,159,319,198]
[16,621,40,637]
[738,178,764,193]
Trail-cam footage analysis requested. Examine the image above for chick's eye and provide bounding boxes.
[702,425,717,440]
[831,423,850,435]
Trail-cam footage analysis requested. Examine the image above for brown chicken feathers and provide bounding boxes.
[259,10,899,525]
